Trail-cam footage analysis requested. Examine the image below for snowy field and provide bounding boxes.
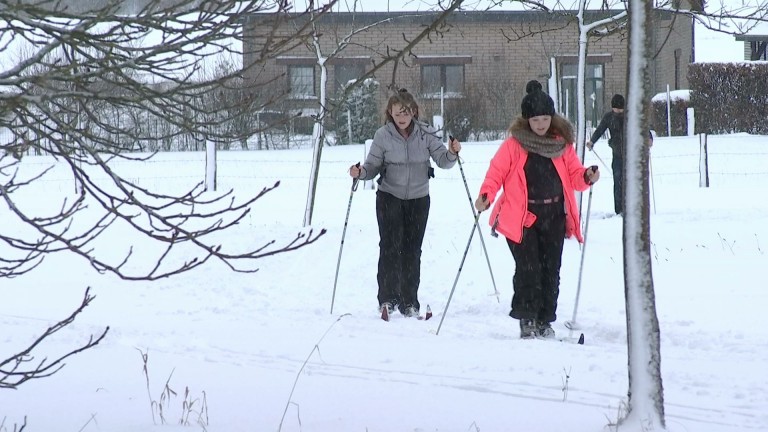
[1,133,767,432]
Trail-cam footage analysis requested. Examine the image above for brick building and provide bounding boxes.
[242,9,693,137]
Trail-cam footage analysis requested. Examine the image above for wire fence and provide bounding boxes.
[2,133,767,195]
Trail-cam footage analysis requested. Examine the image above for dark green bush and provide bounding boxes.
[652,95,689,137]
[688,62,768,134]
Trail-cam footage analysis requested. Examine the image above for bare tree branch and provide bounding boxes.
[0,287,108,389]
[1,0,329,280]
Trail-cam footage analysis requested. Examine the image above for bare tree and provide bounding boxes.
[621,0,665,429]
[0,0,329,397]
[666,0,768,58]
[568,1,628,217]
[293,0,468,226]
[1,0,327,280]
[573,1,627,161]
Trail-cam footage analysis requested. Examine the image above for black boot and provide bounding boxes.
[519,319,537,339]
[537,321,556,338]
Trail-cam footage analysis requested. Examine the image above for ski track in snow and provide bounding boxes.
[2,137,767,431]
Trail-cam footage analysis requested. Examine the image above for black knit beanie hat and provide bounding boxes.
[521,80,556,119]
[611,94,625,109]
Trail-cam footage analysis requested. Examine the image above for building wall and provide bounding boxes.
[243,10,692,133]
[651,11,693,94]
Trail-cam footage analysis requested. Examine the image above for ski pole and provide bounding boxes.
[451,135,500,303]
[436,194,486,335]
[330,163,360,314]
[589,147,611,172]
[565,182,594,333]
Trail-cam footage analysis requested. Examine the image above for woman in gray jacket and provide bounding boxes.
[349,89,461,318]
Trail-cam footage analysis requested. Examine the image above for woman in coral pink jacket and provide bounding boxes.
[475,80,600,339]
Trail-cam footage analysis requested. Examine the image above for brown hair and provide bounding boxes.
[507,114,575,143]
[384,88,419,124]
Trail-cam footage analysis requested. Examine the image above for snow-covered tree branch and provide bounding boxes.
[296,0,468,226]
[0,0,328,280]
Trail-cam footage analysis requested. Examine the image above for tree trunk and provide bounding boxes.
[303,33,329,227]
[621,0,665,429]
[303,122,324,227]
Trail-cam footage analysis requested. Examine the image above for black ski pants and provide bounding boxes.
[506,202,566,323]
[375,190,430,313]
[612,154,624,215]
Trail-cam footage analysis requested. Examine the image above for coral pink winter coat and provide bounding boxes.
[478,136,592,244]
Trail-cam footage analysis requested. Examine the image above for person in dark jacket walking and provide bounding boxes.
[586,94,625,214]
[349,89,461,318]
[474,80,599,339]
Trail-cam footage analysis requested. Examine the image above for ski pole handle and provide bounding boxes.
[449,134,458,156]
[475,193,489,213]
[352,162,360,191]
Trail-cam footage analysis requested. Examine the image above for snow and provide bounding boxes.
[2,133,767,431]
[651,90,690,103]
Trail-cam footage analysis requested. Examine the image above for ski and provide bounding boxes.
[380,305,432,321]
[525,333,584,344]
[417,305,433,321]
[550,333,585,344]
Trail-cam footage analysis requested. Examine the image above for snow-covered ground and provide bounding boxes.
[1,133,766,431]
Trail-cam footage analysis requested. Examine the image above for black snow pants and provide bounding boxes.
[375,191,430,313]
[506,202,566,323]
[612,154,624,215]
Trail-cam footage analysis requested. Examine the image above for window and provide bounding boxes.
[334,64,365,91]
[750,41,767,60]
[421,64,464,95]
[414,56,471,97]
[288,65,315,98]
[560,62,605,126]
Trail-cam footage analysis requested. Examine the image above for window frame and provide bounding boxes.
[557,54,612,126]
[415,56,471,98]
[287,64,316,99]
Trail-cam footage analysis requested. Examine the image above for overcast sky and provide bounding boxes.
[695,24,746,62]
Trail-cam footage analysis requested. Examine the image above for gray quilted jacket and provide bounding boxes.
[360,121,457,200]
